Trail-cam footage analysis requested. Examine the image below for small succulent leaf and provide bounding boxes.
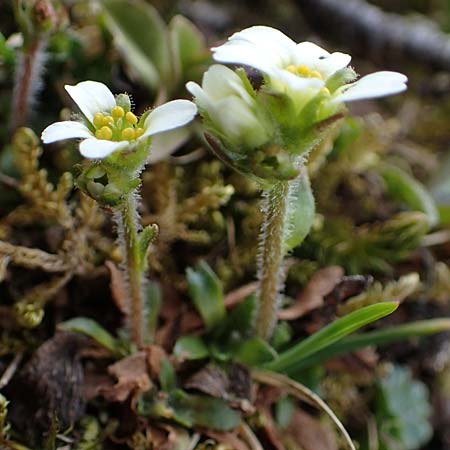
[380,164,438,227]
[173,336,209,361]
[285,168,315,252]
[265,302,399,373]
[376,366,432,450]
[233,337,277,366]
[186,261,225,330]
[102,0,171,90]
[58,317,120,354]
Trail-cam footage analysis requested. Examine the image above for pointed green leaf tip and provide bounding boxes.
[265,301,399,373]
[186,261,225,330]
[58,317,121,355]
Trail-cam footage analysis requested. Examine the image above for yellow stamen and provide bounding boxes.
[93,112,104,127]
[320,87,331,95]
[135,127,144,138]
[310,70,323,79]
[286,65,297,74]
[102,115,114,126]
[125,111,138,125]
[121,127,135,141]
[111,106,125,118]
[95,126,113,140]
[296,65,311,77]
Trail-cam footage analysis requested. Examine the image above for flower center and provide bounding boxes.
[93,106,144,141]
[285,64,323,80]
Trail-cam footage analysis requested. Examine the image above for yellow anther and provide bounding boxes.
[93,112,104,127]
[95,126,113,140]
[135,127,144,138]
[111,106,125,118]
[125,111,138,125]
[320,87,331,95]
[286,65,297,74]
[102,115,114,126]
[297,65,311,76]
[121,127,135,141]
[310,70,323,79]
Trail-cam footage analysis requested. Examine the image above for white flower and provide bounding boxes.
[186,64,271,148]
[42,81,197,159]
[212,26,407,110]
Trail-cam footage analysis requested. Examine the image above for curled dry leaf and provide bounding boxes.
[100,352,152,404]
[278,266,344,320]
[184,363,253,413]
[205,429,252,450]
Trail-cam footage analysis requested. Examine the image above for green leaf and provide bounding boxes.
[376,366,432,450]
[380,164,439,227]
[58,317,120,355]
[138,224,158,269]
[285,168,315,251]
[168,390,241,431]
[216,294,257,339]
[159,358,177,392]
[233,337,277,366]
[292,318,450,370]
[264,302,398,373]
[173,336,209,361]
[102,0,171,90]
[186,261,225,330]
[168,15,209,84]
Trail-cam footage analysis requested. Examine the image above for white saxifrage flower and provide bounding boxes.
[41,81,197,159]
[186,64,271,149]
[211,26,407,113]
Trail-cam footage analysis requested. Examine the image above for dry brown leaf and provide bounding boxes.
[284,410,338,450]
[204,430,251,450]
[278,266,344,320]
[99,352,152,404]
[144,344,167,380]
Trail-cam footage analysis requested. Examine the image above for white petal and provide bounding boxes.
[143,100,197,137]
[79,138,128,159]
[186,81,211,111]
[212,42,279,74]
[147,127,191,163]
[315,52,352,79]
[65,81,116,123]
[293,41,330,65]
[333,71,408,103]
[41,121,92,143]
[219,25,296,63]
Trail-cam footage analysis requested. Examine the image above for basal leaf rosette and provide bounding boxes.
[189,26,407,184]
[42,81,197,205]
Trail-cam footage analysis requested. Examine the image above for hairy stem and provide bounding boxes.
[116,192,146,347]
[255,180,291,340]
[11,36,47,132]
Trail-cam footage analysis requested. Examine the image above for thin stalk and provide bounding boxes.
[11,37,47,132]
[255,180,290,340]
[116,191,146,347]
